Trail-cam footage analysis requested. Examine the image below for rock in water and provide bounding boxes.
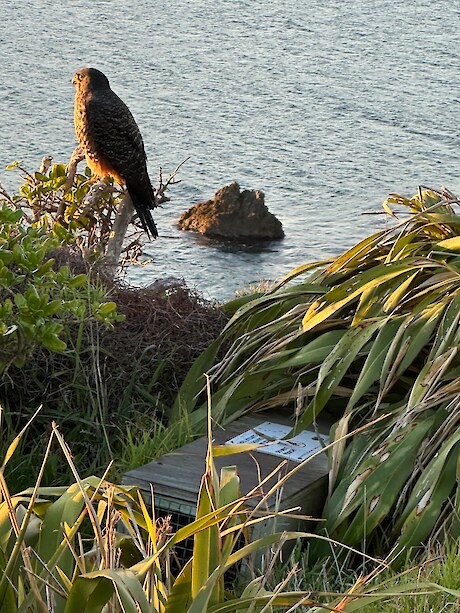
[178,182,284,241]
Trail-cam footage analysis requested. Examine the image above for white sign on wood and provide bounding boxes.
[225,421,329,463]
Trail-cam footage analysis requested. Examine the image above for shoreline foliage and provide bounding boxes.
[3,158,121,257]
[0,161,227,490]
[176,187,460,558]
[0,204,119,371]
[1,154,184,268]
[1,410,457,612]
[1,157,459,608]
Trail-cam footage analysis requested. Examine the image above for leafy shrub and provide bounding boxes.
[0,161,227,489]
[4,154,181,262]
[2,413,454,612]
[175,187,460,558]
[5,158,123,255]
[0,200,126,488]
[0,203,118,370]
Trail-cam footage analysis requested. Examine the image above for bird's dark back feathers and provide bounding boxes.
[74,67,159,240]
[85,68,111,91]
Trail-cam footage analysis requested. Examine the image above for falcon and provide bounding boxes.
[72,67,158,238]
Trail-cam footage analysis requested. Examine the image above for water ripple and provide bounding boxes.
[0,0,458,299]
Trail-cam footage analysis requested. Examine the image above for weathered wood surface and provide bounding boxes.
[123,411,330,518]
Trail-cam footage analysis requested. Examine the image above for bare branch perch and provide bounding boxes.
[49,150,188,275]
[105,193,135,273]
[64,147,85,192]
[0,181,14,206]
[78,181,117,217]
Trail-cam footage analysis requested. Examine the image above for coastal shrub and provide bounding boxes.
[4,157,133,260]
[175,187,460,559]
[0,204,119,371]
[0,202,126,489]
[3,154,182,265]
[2,277,227,489]
[0,161,227,489]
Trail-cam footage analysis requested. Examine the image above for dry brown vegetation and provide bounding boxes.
[2,248,227,488]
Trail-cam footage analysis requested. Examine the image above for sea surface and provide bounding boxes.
[0,0,459,300]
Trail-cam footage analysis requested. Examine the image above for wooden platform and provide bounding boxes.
[123,412,330,527]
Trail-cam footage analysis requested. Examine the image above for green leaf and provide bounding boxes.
[34,172,49,182]
[346,316,405,412]
[41,332,67,352]
[37,483,86,580]
[53,175,68,189]
[65,576,115,613]
[68,274,88,289]
[165,560,192,613]
[303,262,417,332]
[257,329,346,372]
[173,338,222,420]
[19,185,31,198]
[5,160,20,171]
[0,547,17,613]
[51,163,67,178]
[94,301,117,318]
[395,429,460,552]
[325,415,436,538]
[395,302,445,377]
[293,320,383,432]
[382,271,419,312]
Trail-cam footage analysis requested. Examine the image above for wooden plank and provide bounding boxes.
[123,411,330,517]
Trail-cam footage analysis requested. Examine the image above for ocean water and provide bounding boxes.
[0,0,459,299]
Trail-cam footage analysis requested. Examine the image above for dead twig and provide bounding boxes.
[0,181,16,207]
[56,148,86,223]
[39,155,53,176]
[78,181,117,217]
[155,156,189,205]
[0,180,34,223]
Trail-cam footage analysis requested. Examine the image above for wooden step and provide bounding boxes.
[123,412,331,560]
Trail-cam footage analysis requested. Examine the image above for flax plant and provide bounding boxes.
[1,404,458,611]
[175,187,460,556]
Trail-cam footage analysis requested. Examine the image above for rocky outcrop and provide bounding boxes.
[178,182,284,241]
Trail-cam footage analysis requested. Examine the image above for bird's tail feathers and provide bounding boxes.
[127,180,158,239]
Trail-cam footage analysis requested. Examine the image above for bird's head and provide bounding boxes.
[72,67,110,91]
